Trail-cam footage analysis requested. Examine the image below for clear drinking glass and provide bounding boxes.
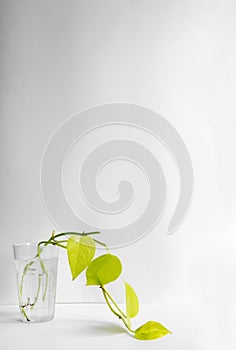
[13,242,58,323]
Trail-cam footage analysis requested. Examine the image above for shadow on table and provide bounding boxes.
[70,320,126,336]
[0,310,19,324]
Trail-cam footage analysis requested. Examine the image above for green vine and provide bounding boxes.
[19,230,171,340]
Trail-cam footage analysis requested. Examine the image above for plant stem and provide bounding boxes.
[19,261,34,299]
[102,286,127,319]
[37,231,100,250]
[93,239,109,252]
[20,306,30,322]
[19,261,34,322]
[37,240,67,249]
[30,275,42,310]
[39,258,48,301]
[100,285,134,334]
[53,231,100,240]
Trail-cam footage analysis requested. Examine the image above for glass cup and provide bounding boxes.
[13,242,58,323]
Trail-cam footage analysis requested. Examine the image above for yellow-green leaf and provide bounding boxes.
[67,236,95,280]
[124,281,139,327]
[86,253,122,286]
[135,321,171,340]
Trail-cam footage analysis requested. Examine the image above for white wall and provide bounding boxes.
[1,0,236,305]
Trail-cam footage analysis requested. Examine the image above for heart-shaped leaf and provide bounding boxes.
[86,253,122,286]
[135,321,171,340]
[67,236,95,280]
[124,281,139,327]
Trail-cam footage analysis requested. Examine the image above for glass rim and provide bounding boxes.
[12,241,37,247]
[12,242,58,249]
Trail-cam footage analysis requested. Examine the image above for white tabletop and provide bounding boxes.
[0,302,235,350]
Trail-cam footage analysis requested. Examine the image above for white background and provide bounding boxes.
[0,0,236,314]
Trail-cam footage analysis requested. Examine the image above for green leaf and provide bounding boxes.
[86,253,122,286]
[124,281,139,327]
[67,236,95,280]
[135,321,172,340]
